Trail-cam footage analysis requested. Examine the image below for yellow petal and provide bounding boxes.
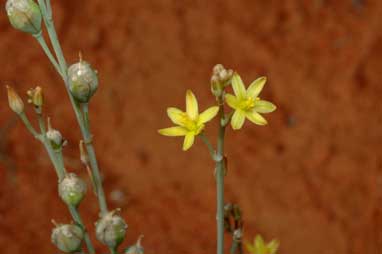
[198,106,219,124]
[245,111,267,125]
[245,242,256,254]
[255,235,265,249]
[182,132,195,151]
[186,90,199,120]
[231,110,246,130]
[167,107,186,126]
[232,73,246,98]
[225,94,240,109]
[253,100,276,113]
[247,77,266,98]
[158,126,188,136]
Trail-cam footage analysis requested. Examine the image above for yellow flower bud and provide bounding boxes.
[6,85,24,114]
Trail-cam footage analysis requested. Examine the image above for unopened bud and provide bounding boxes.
[58,173,87,207]
[96,210,128,248]
[5,0,42,35]
[68,56,98,103]
[51,223,84,253]
[27,86,43,107]
[6,85,24,114]
[210,64,233,96]
[125,235,144,254]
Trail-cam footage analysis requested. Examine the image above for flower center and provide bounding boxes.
[182,116,204,135]
[239,97,257,111]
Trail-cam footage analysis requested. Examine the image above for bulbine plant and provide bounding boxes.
[158,64,279,254]
[5,1,280,254]
[5,0,143,253]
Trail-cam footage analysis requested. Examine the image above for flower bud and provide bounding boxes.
[58,173,87,207]
[27,86,43,107]
[125,235,144,254]
[5,0,42,35]
[51,223,84,253]
[210,64,233,97]
[6,85,24,114]
[68,59,98,103]
[96,210,128,248]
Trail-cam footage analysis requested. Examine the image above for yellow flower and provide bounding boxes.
[246,235,279,254]
[225,73,276,130]
[158,90,219,151]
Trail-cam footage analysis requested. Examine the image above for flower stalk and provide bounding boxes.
[35,0,109,216]
[215,94,226,254]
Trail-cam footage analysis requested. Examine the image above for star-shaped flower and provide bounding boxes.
[246,235,279,254]
[225,73,276,130]
[158,90,219,151]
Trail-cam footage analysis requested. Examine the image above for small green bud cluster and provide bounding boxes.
[51,223,84,253]
[96,210,128,249]
[5,0,42,35]
[211,64,233,97]
[68,59,99,103]
[58,173,87,207]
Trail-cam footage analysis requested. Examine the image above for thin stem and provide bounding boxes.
[199,132,216,159]
[68,205,96,254]
[230,240,238,254]
[33,33,62,77]
[36,0,109,216]
[216,97,226,254]
[44,139,95,254]
[19,113,40,139]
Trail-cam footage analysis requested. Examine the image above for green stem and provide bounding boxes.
[36,0,109,216]
[216,97,226,254]
[19,113,40,140]
[68,205,96,254]
[33,33,62,77]
[199,132,216,159]
[32,107,95,254]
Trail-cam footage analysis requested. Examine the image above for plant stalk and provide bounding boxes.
[36,0,109,216]
[33,109,95,254]
[216,99,226,254]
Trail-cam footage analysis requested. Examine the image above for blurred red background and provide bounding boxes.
[1,0,382,253]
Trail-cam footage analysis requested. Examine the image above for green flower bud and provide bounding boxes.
[6,85,24,115]
[68,59,98,103]
[125,235,144,254]
[96,210,128,248]
[5,0,42,35]
[58,173,87,207]
[51,223,84,253]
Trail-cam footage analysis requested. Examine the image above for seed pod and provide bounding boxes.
[96,210,128,248]
[68,60,98,103]
[47,128,64,150]
[58,173,87,207]
[125,235,144,254]
[6,85,24,114]
[51,223,84,253]
[5,0,42,35]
